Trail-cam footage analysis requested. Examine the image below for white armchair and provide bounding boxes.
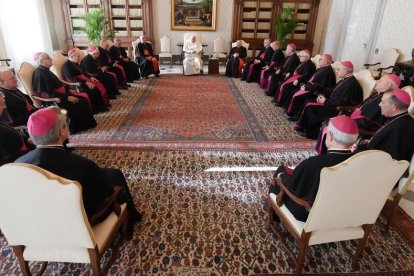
[0,163,128,275]
[268,150,408,274]
[211,37,226,65]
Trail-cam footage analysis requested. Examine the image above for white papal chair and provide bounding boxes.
[159,35,173,67]
[268,150,408,274]
[0,163,128,275]
[211,37,227,65]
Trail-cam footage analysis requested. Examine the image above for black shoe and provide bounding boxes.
[155,73,160,78]
[240,78,246,81]
[296,129,307,137]
[287,116,297,122]
[294,126,303,132]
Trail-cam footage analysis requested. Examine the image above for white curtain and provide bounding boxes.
[0,0,53,70]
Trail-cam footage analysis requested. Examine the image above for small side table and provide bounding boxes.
[208,59,219,74]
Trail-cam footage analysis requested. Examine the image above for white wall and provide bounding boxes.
[323,0,414,71]
[152,0,234,55]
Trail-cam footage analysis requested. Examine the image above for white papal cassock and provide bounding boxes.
[183,39,203,75]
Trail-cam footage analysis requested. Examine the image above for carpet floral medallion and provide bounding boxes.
[2,149,414,275]
[69,75,314,151]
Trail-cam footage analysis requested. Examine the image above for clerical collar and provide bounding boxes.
[386,111,409,122]
[327,148,352,154]
[36,145,65,150]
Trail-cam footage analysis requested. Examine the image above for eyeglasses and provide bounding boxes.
[2,76,17,82]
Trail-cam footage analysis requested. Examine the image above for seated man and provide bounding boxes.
[0,92,34,165]
[315,73,400,155]
[241,38,273,83]
[15,107,142,235]
[360,89,414,162]
[183,34,203,76]
[33,52,97,134]
[259,40,285,89]
[109,37,140,82]
[265,43,300,96]
[0,69,36,126]
[286,54,337,120]
[81,45,120,99]
[295,61,363,139]
[269,115,358,222]
[135,35,160,78]
[225,40,247,78]
[275,50,316,108]
[99,39,129,89]
[63,48,109,113]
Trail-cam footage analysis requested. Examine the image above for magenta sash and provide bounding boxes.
[260,68,269,89]
[266,75,273,91]
[76,74,109,105]
[296,101,323,128]
[259,53,265,59]
[350,108,364,120]
[277,73,301,103]
[287,89,310,114]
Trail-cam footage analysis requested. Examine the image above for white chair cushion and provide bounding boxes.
[93,203,127,252]
[23,247,90,263]
[159,53,172,58]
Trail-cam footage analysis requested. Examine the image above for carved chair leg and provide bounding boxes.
[384,195,402,235]
[267,197,275,229]
[352,224,373,270]
[295,232,311,275]
[88,247,101,276]
[11,245,31,276]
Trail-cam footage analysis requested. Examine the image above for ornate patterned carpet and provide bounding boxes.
[69,75,314,151]
[2,149,414,275]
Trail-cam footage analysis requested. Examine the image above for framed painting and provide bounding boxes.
[171,0,217,31]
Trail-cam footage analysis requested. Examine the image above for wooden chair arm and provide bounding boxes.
[62,80,81,91]
[358,128,376,138]
[378,65,395,71]
[89,186,123,226]
[273,177,312,211]
[337,105,357,114]
[364,62,380,68]
[0,58,11,66]
[32,95,60,103]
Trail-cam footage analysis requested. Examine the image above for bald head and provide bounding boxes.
[0,69,18,90]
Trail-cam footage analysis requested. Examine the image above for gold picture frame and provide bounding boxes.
[171,0,217,31]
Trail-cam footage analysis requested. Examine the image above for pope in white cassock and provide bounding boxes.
[183,35,203,75]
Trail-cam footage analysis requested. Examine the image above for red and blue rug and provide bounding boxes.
[70,75,314,151]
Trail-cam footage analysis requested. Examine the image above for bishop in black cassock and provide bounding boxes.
[225,41,247,78]
[109,38,140,82]
[33,52,96,134]
[241,39,273,82]
[269,115,358,222]
[286,54,337,119]
[276,51,316,108]
[259,41,286,89]
[365,90,414,162]
[295,61,363,139]
[266,44,300,96]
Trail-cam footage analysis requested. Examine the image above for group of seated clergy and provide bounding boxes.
[0,34,163,164]
[270,87,414,223]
